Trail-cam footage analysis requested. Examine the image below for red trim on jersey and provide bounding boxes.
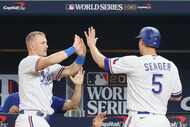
[171,91,182,95]
[55,67,65,80]
[171,93,182,98]
[113,58,119,64]
[28,116,34,127]
[171,91,182,98]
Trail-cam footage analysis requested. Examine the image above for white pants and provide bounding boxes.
[124,111,171,127]
[15,114,50,127]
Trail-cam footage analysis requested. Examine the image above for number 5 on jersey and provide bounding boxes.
[152,74,163,94]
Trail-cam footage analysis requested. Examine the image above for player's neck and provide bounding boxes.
[28,51,38,56]
[142,48,157,56]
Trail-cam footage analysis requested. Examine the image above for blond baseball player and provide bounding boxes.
[15,31,86,127]
[85,26,182,127]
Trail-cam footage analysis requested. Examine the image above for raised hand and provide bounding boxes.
[84,26,98,48]
[73,34,86,56]
[69,67,85,86]
[73,34,82,51]
[80,38,87,56]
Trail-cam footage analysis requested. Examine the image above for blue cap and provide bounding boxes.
[136,26,161,48]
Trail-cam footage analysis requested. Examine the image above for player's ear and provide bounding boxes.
[138,39,142,47]
[27,40,36,51]
[139,39,145,47]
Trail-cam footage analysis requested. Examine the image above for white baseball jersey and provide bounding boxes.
[18,55,63,115]
[106,55,182,115]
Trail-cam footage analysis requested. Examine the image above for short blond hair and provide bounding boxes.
[25,31,45,44]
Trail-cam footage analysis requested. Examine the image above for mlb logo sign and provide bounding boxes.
[66,4,75,10]
[87,72,127,86]
[87,72,108,86]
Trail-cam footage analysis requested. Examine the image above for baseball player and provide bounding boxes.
[2,68,84,127]
[15,31,86,127]
[84,26,182,127]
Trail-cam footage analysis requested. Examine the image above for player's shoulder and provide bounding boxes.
[19,55,40,66]
[116,55,139,64]
[120,55,139,60]
[24,55,40,61]
[19,57,27,69]
[158,55,178,69]
[158,55,175,64]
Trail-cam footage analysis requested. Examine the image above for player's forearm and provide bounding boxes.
[60,62,82,77]
[37,50,68,71]
[46,50,69,64]
[169,96,182,101]
[70,85,82,109]
[89,46,105,69]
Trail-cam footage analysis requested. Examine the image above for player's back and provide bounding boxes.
[126,55,181,114]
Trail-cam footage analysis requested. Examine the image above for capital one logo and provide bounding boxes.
[2,1,27,11]
[0,74,18,106]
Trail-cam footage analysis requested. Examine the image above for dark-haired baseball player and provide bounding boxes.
[85,26,182,127]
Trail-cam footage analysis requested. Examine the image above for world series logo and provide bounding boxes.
[85,72,128,116]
